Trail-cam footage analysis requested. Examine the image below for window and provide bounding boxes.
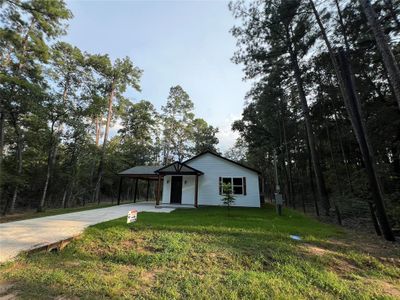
[219,177,247,195]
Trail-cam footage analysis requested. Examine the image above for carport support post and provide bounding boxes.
[146,179,150,201]
[117,177,123,205]
[156,174,161,206]
[194,174,199,208]
[134,178,139,203]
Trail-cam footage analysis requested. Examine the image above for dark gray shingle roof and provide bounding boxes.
[119,165,162,175]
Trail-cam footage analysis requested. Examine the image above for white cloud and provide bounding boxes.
[109,118,124,138]
[215,113,241,152]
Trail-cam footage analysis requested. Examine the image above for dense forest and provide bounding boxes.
[0,0,219,214]
[1,0,399,242]
[228,0,400,240]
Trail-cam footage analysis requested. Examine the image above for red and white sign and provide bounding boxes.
[127,209,138,223]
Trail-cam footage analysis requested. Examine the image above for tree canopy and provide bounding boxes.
[0,0,219,214]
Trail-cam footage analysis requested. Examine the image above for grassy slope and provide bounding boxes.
[1,205,399,299]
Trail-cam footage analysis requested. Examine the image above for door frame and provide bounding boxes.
[170,176,183,204]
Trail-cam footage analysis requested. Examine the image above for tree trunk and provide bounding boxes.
[333,0,351,52]
[95,117,100,147]
[310,0,361,215]
[326,120,343,196]
[38,121,59,212]
[313,0,356,193]
[38,139,56,212]
[38,152,52,212]
[0,110,4,211]
[368,201,383,236]
[277,117,291,207]
[38,81,68,211]
[285,27,331,215]
[333,110,353,192]
[94,79,115,204]
[9,128,23,213]
[281,103,294,207]
[61,188,68,208]
[3,21,34,214]
[336,48,395,241]
[359,0,400,110]
[325,120,343,225]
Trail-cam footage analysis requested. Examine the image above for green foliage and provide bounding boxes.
[161,86,219,163]
[229,0,400,227]
[0,0,220,212]
[162,85,196,162]
[192,118,219,154]
[221,182,236,210]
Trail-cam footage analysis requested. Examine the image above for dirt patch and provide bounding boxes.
[121,237,160,254]
[329,257,360,278]
[329,231,400,260]
[300,243,361,278]
[121,240,136,249]
[141,269,158,283]
[64,261,81,268]
[139,268,162,293]
[0,282,17,300]
[54,296,80,300]
[366,279,400,298]
[301,244,335,256]
[0,294,18,300]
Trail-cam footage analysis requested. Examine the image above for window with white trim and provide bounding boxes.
[219,177,247,195]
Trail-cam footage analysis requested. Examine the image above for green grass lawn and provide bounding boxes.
[1,205,399,299]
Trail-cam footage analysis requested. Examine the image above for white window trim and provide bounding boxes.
[220,177,244,195]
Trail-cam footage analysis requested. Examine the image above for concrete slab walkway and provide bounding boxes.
[0,203,175,263]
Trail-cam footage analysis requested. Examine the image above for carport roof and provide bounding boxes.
[118,165,162,177]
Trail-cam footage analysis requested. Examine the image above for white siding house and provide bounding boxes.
[118,151,261,208]
[160,151,261,207]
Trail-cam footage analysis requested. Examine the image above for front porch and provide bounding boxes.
[118,162,203,208]
[155,162,203,208]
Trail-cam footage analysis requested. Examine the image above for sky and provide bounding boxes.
[64,0,251,151]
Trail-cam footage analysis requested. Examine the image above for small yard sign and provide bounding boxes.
[127,209,138,223]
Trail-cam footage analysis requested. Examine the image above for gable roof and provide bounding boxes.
[183,150,261,174]
[155,161,203,175]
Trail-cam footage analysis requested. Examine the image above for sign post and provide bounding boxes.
[127,209,138,223]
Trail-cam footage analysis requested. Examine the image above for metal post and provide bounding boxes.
[134,178,139,203]
[117,177,123,205]
[156,175,161,206]
[146,179,150,201]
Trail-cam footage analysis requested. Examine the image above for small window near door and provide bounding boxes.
[219,177,246,195]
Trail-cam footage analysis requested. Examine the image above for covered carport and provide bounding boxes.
[117,166,163,205]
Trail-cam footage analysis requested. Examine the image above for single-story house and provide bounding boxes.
[118,151,262,208]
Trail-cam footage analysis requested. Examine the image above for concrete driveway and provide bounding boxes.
[0,203,175,263]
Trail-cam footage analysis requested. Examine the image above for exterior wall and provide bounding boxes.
[161,176,171,204]
[186,153,260,207]
[161,153,260,207]
[161,175,196,205]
